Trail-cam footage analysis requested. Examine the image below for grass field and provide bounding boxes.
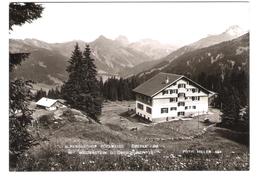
[14,101,249,171]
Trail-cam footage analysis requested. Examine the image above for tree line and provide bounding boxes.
[35,65,249,133]
[34,87,60,101]
[100,76,140,101]
[195,70,249,132]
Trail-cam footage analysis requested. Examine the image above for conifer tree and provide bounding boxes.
[9,2,43,167]
[61,43,83,105]
[81,44,102,118]
[35,88,47,101]
[61,44,102,120]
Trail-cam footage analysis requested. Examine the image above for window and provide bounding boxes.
[193,106,196,109]
[162,90,169,95]
[170,98,178,102]
[178,102,185,106]
[178,93,185,97]
[161,108,168,113]
[178,112,185,116]
[146,107,152,114]
[185,106,188,110]
[170,89,178,94]
[192,96,200,101]
[137,103,144,110]
[178,84,186,88]
[170,107,177,111]
[192,88,199,93]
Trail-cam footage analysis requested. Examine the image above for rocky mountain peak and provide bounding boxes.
[115,35,129,46]
[223,25,246,37]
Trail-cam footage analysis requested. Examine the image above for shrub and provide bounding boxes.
[38,114,54,128]
[62,109,76,122]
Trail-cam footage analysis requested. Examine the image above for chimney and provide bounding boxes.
[165,76,169,84]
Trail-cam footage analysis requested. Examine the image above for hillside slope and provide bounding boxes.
[9,36,154,85]
[136,33,249,81]
[125,25,247,77]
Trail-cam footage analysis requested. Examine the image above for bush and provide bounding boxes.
[38,114,54,128]
[62,109,76,122]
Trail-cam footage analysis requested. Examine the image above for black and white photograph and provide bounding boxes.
[7,0,251,172]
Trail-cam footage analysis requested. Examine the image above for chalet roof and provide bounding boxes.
[36,97,57,107]
[133,72,182,97]
[133,72,212,97]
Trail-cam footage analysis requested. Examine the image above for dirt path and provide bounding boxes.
[99,101,149,130]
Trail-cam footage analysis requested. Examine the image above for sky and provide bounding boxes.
[9,2,249,46]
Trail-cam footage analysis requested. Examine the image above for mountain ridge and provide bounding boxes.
[124,25,247,78]
[134,33,249,84]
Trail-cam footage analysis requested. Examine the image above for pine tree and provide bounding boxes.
[197,72,207,88]
[47,88,55,98]
[61,44,102,120]
[81,44,102,118]
[99,76,104,97]
[35,88,47,101]
[54,87,61,99]
[61,43,83,105]
[9,2,43,167]
[219,70,246,131]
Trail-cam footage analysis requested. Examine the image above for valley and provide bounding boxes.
[9,25,248,89]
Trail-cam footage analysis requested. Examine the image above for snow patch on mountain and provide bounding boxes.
[224,25,246,37]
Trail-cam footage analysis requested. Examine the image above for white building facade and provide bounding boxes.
[133,73,213,121]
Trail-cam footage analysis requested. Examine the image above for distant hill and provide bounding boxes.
[10,35,163,85]
[9,42,67,86]
[9,26,247,85]
[130,25,247,78]
[135,33,249,82]
[190,25,246,49]
[127,38,177,60]
[90,35,152,72]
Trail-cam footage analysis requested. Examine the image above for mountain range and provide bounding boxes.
[121,25,247,77]
[10,35,178,86]
[9,25,248,88]
[136,33,249,82]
